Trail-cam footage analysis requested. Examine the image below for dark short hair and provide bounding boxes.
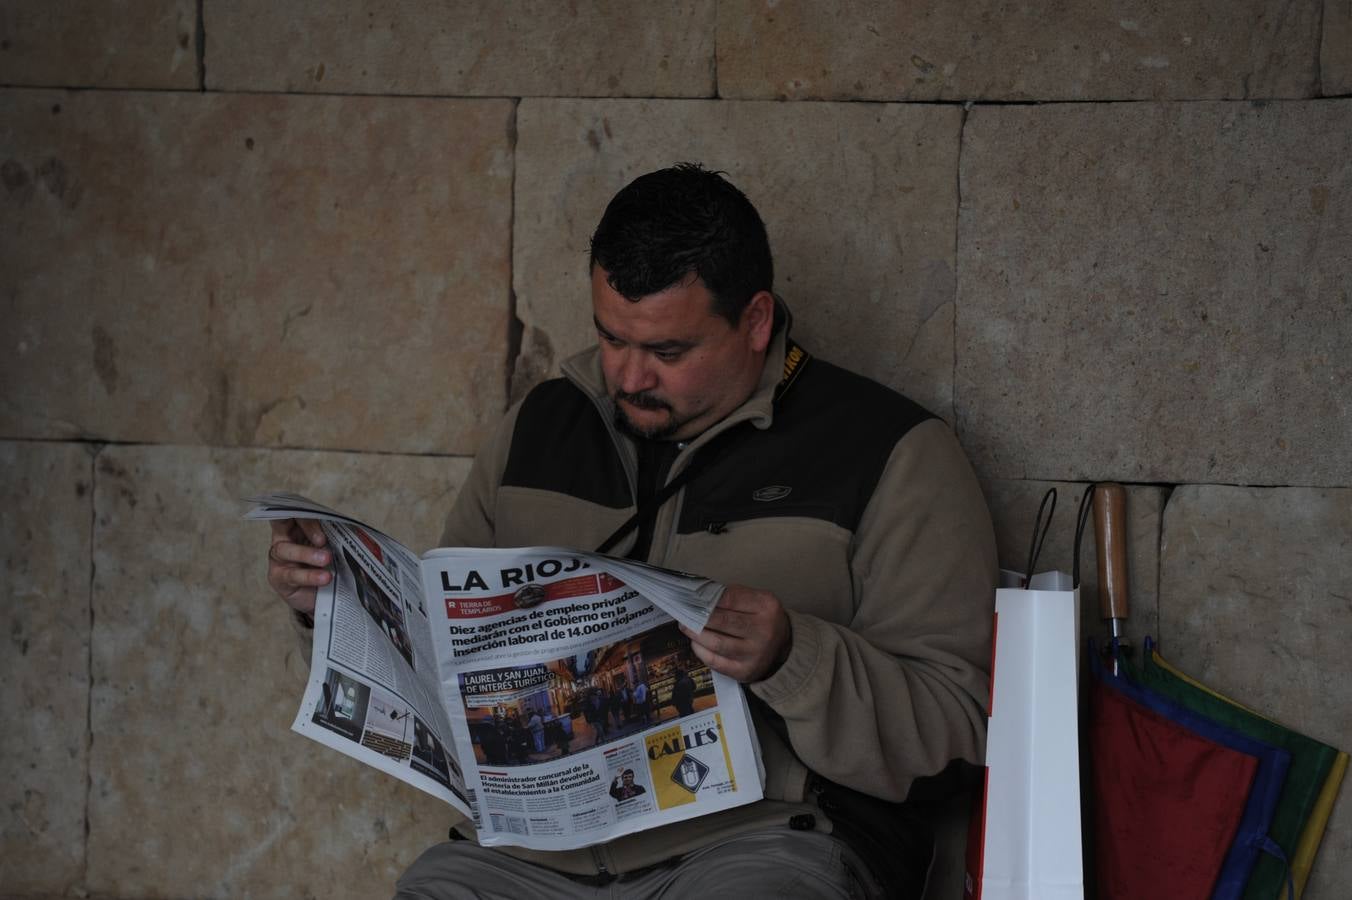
[589,163,774,323]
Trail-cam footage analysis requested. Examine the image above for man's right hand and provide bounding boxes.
[267,517,333,616]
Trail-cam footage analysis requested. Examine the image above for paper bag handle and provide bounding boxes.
[1093,483,1130,625]
[1022,487,1057,586]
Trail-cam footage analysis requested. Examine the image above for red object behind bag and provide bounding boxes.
[1089,678,1255,900]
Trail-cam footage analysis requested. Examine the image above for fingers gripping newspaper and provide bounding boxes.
[248,493,764,851]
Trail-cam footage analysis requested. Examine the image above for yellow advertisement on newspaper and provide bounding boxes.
[644,712,737,810]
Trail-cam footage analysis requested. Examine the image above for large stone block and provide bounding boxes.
[956,101,1352,485]
[716,0,1321,101]
[514,99,963,419]
[0,441,92,895]
[983,480,1163,648]
[1324,0,1352,95]
[205,0,716,97]
[87,445,472,897]
[0,0,197,89]
[1,90,512,454]
[1158,485,1351,897]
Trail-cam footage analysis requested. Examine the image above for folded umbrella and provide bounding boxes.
[1138,642,1348,900]
[1082,485,1290,900]
[1092,644,1292,900]
[1087,658,1256,900]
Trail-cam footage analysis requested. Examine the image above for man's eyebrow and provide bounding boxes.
[641,338,696,352]
[593,316,696,352]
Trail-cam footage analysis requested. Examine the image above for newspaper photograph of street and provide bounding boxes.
[458,620,716,767]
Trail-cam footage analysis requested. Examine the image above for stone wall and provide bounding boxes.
[2,2,1347,897]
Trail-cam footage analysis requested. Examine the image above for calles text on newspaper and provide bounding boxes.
[648,727,720,761]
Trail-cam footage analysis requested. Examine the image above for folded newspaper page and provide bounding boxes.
[247,492,765,851]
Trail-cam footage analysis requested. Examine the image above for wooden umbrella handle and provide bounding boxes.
[1093,483,1130,625]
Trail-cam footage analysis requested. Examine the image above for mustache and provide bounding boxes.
[614,390,671,411]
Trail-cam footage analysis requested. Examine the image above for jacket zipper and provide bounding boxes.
[566,366,765,564]
[590,844,612,879]
[654,415,752,564]
[655,479,686,566]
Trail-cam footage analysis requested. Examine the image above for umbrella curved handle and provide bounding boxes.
[1093,483,1130,631]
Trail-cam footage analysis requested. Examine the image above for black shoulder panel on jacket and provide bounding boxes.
[676,357,935,535]
[502,379,632,510]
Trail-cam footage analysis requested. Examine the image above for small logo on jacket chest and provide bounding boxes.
[752,485,792,502]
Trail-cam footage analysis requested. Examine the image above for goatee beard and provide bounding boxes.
[612,392,676,441]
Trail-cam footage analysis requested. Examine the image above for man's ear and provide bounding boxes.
[742,291,775,352]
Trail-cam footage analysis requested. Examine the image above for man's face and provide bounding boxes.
[622,772,635,787]
[591,266,773,441]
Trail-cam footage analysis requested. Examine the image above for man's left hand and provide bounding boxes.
[680,585,791,683]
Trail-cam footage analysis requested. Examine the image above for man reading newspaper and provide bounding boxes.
[267,164,997,899]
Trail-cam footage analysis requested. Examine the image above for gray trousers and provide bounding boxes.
[393,828,897,899]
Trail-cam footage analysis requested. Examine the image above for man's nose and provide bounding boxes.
[615,350,657,393]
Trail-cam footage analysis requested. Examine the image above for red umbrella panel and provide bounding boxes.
[1087,645,1292,900]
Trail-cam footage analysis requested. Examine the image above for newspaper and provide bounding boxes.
[247,492,764,851]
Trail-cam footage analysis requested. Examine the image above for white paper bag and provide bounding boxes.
[964,570,1084,900]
